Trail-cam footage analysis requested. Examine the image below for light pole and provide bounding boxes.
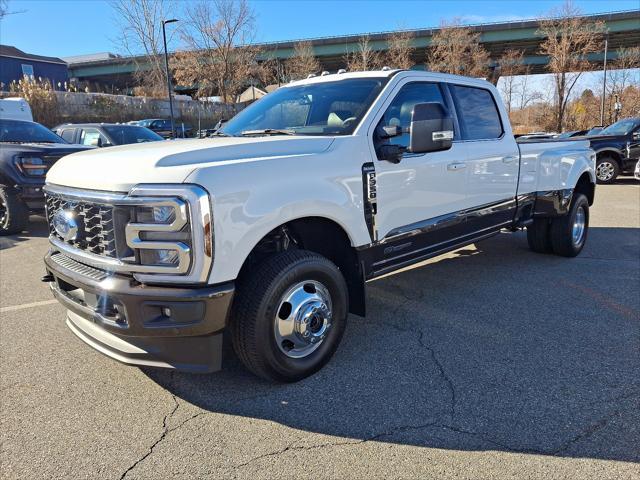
[162,18,178,139]
[599,33,609,127]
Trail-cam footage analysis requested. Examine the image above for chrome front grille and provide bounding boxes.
[45,193,121,257]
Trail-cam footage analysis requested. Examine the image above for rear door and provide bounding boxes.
[448,83,520,230]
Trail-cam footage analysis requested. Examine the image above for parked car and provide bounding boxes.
[585,117,640,184]
[43,70,595,382]
[555,130,589,138]
[52,123,164,147]
[0,119,91,234]
[137,118,193,138]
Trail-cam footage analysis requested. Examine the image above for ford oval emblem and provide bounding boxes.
[53,209,78,241]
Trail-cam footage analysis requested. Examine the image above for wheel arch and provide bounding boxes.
[237,216,366,317]
[595,148,622,164]
[574,171,596,206]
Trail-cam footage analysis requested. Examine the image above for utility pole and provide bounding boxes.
[162,18,179,139]
[600,33,608,127]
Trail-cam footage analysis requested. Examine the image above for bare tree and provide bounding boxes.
[427,19,490,78]
[173,0,258,102]
[284,41,320,81]
[605,47,640,122]
[344,35,383,71]
[0,0,25,20]
[515,73,543,111]
[111,0,174,97]
[497,49,525,114]
[537,0,605,131]
[385,30,415,69]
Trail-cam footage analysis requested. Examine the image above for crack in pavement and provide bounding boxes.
[231,421,523,470]
[118,393,180,480]
[115,386,279,479]
[552,406,630,455]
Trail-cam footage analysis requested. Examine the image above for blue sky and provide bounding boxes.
[0,0,637,58]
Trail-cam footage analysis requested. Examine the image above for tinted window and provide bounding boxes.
[450,85,503,140]
[221,78,387,136]
[0,119,66,143]
[600,119,640,136]
[103,125,163,145]
[377,82,446,149]
[60,128,75,142]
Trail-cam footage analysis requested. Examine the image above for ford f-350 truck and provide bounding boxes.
[42,70,596,382]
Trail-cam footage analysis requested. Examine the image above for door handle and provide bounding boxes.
[502,155,518,164]
[447,162,467,171]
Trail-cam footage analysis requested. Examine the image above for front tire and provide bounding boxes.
[595,156,619,184]
[230,250,348,382]
[549,193,589,257]
[0,186,29,236]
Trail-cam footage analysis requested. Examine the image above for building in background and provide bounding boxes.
[0,45,68,90]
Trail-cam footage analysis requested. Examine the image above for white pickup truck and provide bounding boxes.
[43,70,596,382]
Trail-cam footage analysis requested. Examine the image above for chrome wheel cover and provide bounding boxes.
[596,162,615,181]
[274,280,332,359]
[572,206,586,245]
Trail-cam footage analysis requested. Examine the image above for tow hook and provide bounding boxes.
[41,273,54,283]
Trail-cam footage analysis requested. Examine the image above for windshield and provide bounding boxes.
[600,119,640,136]
[0,119,66,143]
[103,125,164,144]
[221,78,387,136]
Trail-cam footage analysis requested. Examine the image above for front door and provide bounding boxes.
[364,80,470,276]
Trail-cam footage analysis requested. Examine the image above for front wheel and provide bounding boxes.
[549,193,589,257]
[595,156,619,184]
[0,186,29,236]
[230,250,348,382]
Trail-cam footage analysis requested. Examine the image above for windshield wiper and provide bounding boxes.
[211,131,233,137]
[240,129,296,136]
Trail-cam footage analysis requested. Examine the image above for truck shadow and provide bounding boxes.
[144,226,640,463]
[0,215,49,251]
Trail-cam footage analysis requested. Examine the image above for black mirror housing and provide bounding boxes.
[409,102,454,154]
[378,144,404,164]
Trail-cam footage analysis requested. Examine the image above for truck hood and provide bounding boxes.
[46,136,334,192]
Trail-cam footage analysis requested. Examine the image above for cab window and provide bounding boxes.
[376,82,447,149]
[449,85,503,140]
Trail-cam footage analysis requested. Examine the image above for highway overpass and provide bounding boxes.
[67,10,639,92]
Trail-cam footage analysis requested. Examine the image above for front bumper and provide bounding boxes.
[44,251,234,373]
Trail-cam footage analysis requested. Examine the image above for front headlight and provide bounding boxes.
[125,184,213,284]
[18,156,48,176]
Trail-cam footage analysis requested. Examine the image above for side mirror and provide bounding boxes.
[89,137,102,147]
[409,102,454,154]
[633,131,640,141]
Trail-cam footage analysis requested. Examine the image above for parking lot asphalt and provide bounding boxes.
[1,181,639,480]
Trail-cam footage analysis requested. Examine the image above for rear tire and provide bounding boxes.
[0,186,29,236]
[595,156,619,184]
[526,218,553,254]
[549,193,589,257]
[230,250,348,382]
